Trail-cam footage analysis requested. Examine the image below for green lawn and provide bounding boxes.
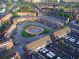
[21,25,49,37]
[39,28,49,35]
[22,30,36,37]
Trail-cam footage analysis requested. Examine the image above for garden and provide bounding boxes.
[21,25,49,37]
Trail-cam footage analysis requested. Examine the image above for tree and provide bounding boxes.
[7,0,13,4]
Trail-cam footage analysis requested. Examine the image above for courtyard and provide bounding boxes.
[11,21,51,46]
[25,26,44,35]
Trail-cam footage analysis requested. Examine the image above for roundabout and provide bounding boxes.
[8,19,50,46]
[21,24,49,37]
[25,26,44,35]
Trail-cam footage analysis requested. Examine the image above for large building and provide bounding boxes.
[26,35,52,54]
[0,2,6,13]
[62,0,79,2]
[0,33,21,59]
[25,0,61,3]
[53,27,71,38]
[25,0,46,3]
[0,34,14,59]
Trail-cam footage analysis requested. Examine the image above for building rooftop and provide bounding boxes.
[53,26,71,38]
[26,35,52,51]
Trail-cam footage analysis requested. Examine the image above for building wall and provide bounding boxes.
[63,0,79,2]
[26,35,52,53]
[13,17,39,24]
[25,0,60,3]
[0,13,12,24]
[16,12,37,16]
[53,27,71,38]
[63,8,72,12]
[6,39,13,49]
[25,0,79,3]
[15,52,21,59]
[4,16,39,37]
[25,0,43,3]
[0,39,13,50]
[4,24,16,37]
[32,0,41,3]
[0,2,6,13]
[75,14,79,20]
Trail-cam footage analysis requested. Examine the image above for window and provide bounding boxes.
[47,40,51,44]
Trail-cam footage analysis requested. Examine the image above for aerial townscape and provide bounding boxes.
[0,0,79,59]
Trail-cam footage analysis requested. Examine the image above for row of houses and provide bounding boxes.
[13,17,39,24]
[0,13,20,59]
[3,16,71,59]
[24,26,71,55]
[0,2,6,13]
[0,13,12,27]
[16,12,37,16]
[0,20,71,59]
[0,11,72,59]
[25,0,61,3]
[4,16,39,38]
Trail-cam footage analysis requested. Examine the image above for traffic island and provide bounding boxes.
[21,25,49,37]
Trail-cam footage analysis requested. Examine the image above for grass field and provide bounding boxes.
[21,25,49,37]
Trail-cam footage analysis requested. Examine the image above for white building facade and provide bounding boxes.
[0,3,6,13]
[25,0,61,3]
